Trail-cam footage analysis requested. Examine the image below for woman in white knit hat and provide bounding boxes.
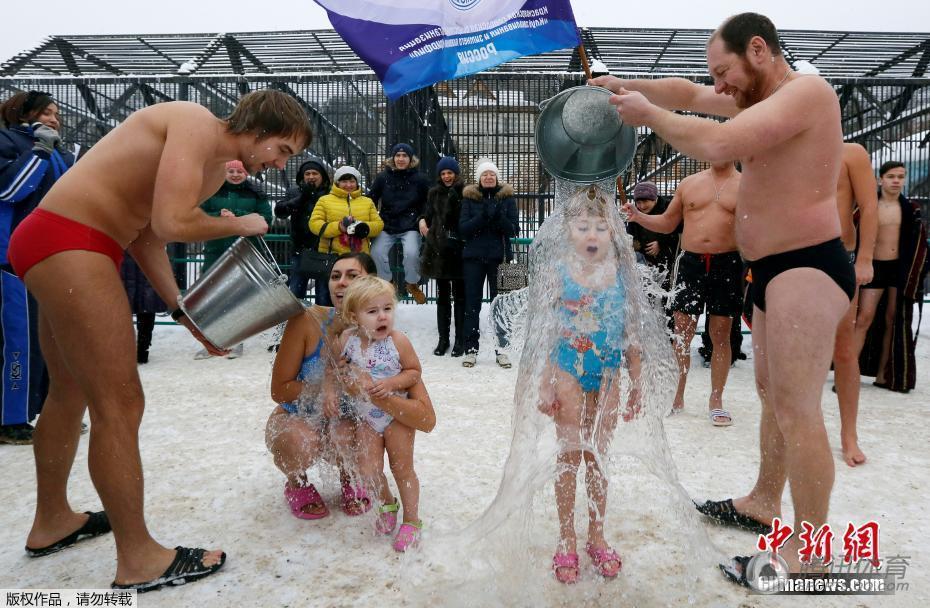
[457,158,519,368]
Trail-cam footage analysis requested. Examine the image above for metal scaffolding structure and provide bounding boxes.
[2,27,927,287]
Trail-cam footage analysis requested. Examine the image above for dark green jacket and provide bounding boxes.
[200,180,272,270]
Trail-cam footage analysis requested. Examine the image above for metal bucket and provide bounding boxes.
[535,85,637,183]
[178,237,304,349]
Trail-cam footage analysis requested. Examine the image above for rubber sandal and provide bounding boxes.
[284,483,329,520]
[694,499,772,535]
[392,521,422,552]
[25,511,111,558]
[585,543,622,578]
[709,408,733,426]
[340,482,372,517]
[719,555,752,587]
[111,546,226,593]
[552,551,579,584]
[376,499,399,534]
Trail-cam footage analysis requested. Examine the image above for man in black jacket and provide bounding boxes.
[369,143,431,303]
[275,157,331,303]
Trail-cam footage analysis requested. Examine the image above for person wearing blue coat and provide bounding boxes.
[368,143,431,304]
[458,159,519,368]
[0,91,74,444]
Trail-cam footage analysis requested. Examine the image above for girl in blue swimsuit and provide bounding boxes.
[539,188,643,585]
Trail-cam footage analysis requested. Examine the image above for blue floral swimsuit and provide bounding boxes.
[280,309,335,416]
[553,270,626,392]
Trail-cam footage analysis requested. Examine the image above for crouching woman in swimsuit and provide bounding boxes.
[267,252,373,519]
[267,252,437,520]
[538,190,642,584]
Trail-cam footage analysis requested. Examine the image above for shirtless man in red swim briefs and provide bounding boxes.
[7,90,312,592]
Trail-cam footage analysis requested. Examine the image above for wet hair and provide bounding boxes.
[0,90,56,128]
[225,89,313,149]
[341,275,396,320]
[878,161,905,177]
[710,13,782,57]
[334,251,377,275]
[564,186,611,220]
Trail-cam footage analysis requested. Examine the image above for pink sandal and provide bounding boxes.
[340,482,372,517]
[376,499,399,534]
[586,543,622,578]
[552,552,579,584]
[284,483,329,520]
[392,521,422,552]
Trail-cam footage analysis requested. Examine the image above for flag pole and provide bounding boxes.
[576,28,593,80]
[577,42,593,80]
[616,176,628,205]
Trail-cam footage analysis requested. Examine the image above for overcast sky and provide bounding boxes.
[2,0,928,66]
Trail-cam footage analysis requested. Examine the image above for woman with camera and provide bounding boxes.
[309,166,384,258]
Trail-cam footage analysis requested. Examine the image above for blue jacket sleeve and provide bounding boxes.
[497,197,519,237]
[416,175,430,217]
[0,133,51,204]
[368,174,385,206]
[459,198,489,238]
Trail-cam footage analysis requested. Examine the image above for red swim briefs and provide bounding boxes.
[8,208,125,278]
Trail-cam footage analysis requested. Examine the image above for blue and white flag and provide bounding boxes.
[312,0,580,99]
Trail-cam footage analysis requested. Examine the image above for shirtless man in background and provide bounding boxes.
[594,12,855,580]
[832,142,877,466]
[853,161,905,384]
[7,90,312,591]
[623,162,742,426]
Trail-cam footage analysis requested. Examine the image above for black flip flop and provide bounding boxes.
[111,546,226,593]
[25,511,111,558]
[694,499,773,535]
[719,555,752,587]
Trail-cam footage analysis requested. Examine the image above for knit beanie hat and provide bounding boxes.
[225,160,246,172]
[436,156,461,175]
[391,143,415,158]
[633,181,658,201]
[334,165,362,185]
[474,158,500,183]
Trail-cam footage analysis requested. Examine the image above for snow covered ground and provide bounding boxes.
[0,304,926,607]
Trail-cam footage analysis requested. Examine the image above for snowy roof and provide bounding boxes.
[2,28,928,79]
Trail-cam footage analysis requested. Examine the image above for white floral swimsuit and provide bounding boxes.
[342,334,404,434]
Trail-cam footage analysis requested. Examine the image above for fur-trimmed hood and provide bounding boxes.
[383,156,421,172]
[462,182,514,201]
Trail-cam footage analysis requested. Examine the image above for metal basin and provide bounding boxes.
[178,237,304,349]
[535,85,637,183]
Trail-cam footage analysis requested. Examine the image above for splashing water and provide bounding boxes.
[404,178,728,605]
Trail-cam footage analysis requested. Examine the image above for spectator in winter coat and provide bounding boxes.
[310,166,384,256]
[626,180,681,332]
[458,158,519,368]
[194,160,273,360]
[275,157,332,303]
[368,143,430,304]
[199,160,273,271]
[419,156,466,357]
[0,91,74,445]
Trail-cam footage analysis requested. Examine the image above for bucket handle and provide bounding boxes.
[251,235,282,274]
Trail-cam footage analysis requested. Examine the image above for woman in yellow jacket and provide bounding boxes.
[310,166,384,255]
